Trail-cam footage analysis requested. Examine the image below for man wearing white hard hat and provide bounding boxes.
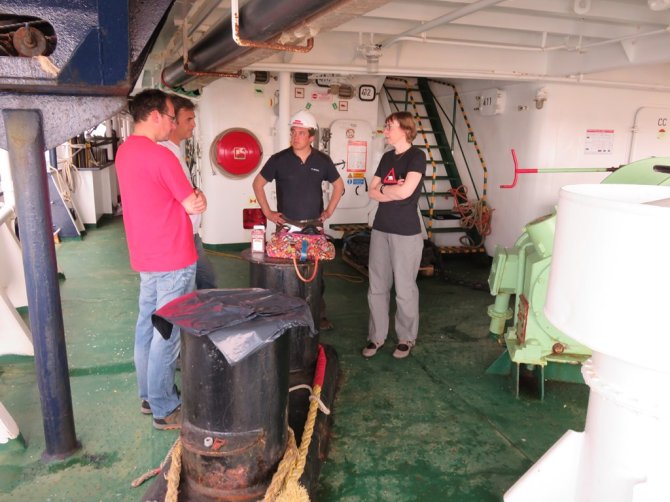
[252,109,344,329]
[253,110,343,224]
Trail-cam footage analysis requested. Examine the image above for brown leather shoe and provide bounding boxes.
[152,406,181,430]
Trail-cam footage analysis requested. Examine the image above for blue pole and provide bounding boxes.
[2,109,80,460]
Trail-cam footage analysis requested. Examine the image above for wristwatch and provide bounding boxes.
[380,184,386,194]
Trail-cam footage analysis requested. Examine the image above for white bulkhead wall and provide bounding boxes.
[198,75,384,245]
[434,80,670,254]
[197,74,670,251]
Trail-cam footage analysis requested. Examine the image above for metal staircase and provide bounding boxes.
[382,77,491,253]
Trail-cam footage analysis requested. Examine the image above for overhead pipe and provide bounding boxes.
[252,61,670,93]
[166,15,242,84]
[162,0,342,89]
[231,0,314,53]
[380,0,507,49]
[381,4,669,54]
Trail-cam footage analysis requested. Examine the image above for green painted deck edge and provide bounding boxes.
[203,242,249,252]
[0,355,33,365]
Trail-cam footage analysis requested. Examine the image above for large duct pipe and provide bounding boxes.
[162,0,341,89]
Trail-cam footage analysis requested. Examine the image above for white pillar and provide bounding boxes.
[277,71,291,151]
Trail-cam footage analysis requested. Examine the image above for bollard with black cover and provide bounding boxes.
[240,248,340,496]
[142,288,315,502]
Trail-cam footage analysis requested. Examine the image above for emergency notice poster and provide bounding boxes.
[584,129,614,154]
[346,140,367,172]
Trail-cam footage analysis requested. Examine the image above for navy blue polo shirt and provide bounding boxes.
[260,147,340,221]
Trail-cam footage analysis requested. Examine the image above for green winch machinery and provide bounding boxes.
[487,156,670,399]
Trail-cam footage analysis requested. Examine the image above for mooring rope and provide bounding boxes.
[264,344,329,502]
[131,345,330,502]
[262,428,300,501]
[164,440,183,502]
[130,436,180,488]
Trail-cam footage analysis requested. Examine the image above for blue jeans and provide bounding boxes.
[134,263,196,419]
[194,233,217,289]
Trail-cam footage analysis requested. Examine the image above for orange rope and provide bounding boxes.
[447,185,493,246]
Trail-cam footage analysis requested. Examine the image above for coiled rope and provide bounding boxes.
[448,185,493,247]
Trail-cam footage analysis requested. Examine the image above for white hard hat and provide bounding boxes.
[289,110,318,130]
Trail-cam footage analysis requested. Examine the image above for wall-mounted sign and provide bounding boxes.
[346,140,367,172]
[478,88,506,116]
[584,129,614,155]
[358,84,376,102]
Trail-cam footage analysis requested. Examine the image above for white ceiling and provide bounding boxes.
[148,0,670,90]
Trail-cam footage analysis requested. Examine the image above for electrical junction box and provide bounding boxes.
[479,88,506,116]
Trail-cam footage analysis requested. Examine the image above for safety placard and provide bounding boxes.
[330,118,374,209]
[346,140,367,172]
[584,129,614,154]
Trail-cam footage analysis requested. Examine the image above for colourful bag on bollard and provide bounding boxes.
[266,225,335,261]
[266,225,335,282]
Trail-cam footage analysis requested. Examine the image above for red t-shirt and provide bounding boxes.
[116,135,196,272]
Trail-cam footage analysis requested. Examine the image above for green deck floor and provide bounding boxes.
[0,217,589,501]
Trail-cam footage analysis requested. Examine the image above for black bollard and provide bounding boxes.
[242,249,323,446]
[243,249,321,374]
[179,330,290,501]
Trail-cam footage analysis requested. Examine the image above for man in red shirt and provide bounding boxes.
[116,89,206,429]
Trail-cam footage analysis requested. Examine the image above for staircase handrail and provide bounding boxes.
[425,79,488,203]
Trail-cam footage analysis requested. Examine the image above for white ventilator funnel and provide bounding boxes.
[505,184,670,502]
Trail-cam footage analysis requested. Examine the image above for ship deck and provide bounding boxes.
[0,217,588,501]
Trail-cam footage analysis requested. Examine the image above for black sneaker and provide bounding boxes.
[153,406,182,430]
[140,400,151,415]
